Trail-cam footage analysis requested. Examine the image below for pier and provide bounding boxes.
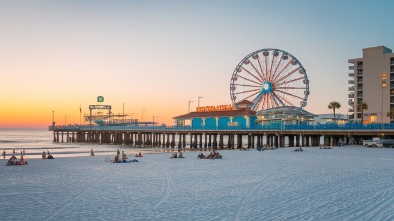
[49,124,394,148]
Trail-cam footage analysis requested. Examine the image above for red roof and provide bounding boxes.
[173,109,256,119]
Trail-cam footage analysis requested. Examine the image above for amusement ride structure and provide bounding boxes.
[230,48,310,112]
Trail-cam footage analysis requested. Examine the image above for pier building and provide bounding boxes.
[173,101,256,128]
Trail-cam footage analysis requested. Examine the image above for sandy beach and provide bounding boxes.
[1,146,394,221]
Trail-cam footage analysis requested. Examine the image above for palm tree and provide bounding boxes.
[386,109,394,122]
[357,102,368,124]
[328,101,341,123]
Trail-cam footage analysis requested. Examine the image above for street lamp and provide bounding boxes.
[198,96,203,107]
[188,101,194,113]
[65,115,70,126]
[141,110,145,122]
[382,73,386,124]
[153,116,159,127]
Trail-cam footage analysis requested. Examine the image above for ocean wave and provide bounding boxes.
[0,140,17,143]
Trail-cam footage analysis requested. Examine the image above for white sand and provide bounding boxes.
[1,146,394,221]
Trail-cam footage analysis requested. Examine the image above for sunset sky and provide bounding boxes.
[1,0,394,128]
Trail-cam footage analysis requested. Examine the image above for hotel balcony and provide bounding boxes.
[349,66,354,70]
[348,73,354,77]
[348,108,354,112]
[348,100,354,106]
[357,65,363,69]
[348,86,354,91]
[357,70,363,75]
[348,80,354,84]
[348,93,354,98]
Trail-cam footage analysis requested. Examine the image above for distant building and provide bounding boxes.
[348,46,394,123]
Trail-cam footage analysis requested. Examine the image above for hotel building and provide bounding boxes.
[348,46,394,123]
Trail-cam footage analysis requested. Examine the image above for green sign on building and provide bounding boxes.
[97,96,104,102]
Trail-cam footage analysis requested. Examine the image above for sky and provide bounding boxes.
[1,0,394,128]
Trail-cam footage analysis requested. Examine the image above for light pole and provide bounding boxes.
[130,113,135,123]
[141,110,145,123]
[65,115,70,126]
[382,74,386,124]
[52,111,55,125]
[188,101,194,113]
[153,116,159,127]
[198,96,203,107]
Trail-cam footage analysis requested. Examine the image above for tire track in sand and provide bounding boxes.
[234,164,289,221]
[44,164,106,221]
[151,161,173,208]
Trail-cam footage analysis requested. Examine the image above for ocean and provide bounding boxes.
[0,128,123,159]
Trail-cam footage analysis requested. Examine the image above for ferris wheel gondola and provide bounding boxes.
[230,48,309,111]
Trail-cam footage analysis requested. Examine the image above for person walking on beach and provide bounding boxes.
[2,150,5,159]
[117,149,120,156]
[90,149,95,156]
[42,151,46,159]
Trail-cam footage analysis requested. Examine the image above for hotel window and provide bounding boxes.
[391,104,394,109]
[391,96,394,103]
[357,98,363,103]
[391,73,394,79]
[357,76,363,82]
[391,89,394,95]
[391,57,394,65]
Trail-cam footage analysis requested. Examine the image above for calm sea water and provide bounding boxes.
[0,129,126,159]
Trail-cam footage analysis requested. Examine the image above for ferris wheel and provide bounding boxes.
[230,48,309,112]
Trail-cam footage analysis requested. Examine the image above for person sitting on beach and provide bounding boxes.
[171,153,177,158]
[205,153,214,160]
[178,152,183,158]
[90,149,95,156]
[47,154,54,159]
[198,153,205,159]
[299,147,303,151]
[42,151,46,159]
[121,151,128,162]
[138,152,142,157]
[114,154,120,163]
[17,156,25,165]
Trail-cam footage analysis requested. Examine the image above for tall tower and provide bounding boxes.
[348,46,394,123]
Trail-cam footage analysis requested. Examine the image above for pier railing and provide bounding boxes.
[51,123,394,132]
